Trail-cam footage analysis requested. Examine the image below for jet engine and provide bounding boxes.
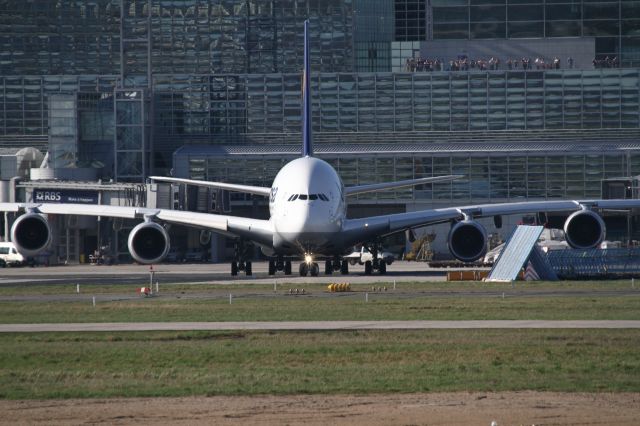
[448,220,488,262]
[11,212,51,257]
[127,222,170,264]
[563,210,605,249]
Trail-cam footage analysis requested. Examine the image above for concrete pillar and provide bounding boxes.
[0,180,8,202]
[3,212,8,242]
[210,233,220,262]
[9,177,19,202]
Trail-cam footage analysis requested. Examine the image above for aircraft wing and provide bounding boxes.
[0,202,274,246]
[149,176,272,197]
[345,175,463,196]
[341,199,640,244]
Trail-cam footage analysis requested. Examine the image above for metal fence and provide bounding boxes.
[547,248,640,279]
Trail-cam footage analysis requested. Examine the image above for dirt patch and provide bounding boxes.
[1,392,639,425]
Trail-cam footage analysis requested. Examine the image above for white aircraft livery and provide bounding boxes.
[2,20,640,277]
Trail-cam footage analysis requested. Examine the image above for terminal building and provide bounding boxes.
[1,0,640,262]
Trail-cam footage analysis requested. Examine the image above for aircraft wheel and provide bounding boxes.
[231,261,238,276]
[364,260,373,275]
[268,260,276,275]
[310,262,320,277]
[340,260,349,275]
[379,261,387,275]
[285,261,292,275]
[299,262,308,277]
[245,261,252,276]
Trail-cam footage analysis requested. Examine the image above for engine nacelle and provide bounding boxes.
[448,220,488,262]
[127,222,170,264]
[563,210,605,249]
[10,213,52,257]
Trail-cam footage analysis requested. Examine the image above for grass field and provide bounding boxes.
[0,279,637,296]
[1,280,639,323]
[1,280,638,400]
[1,294,639,323]
[0,329,638,399]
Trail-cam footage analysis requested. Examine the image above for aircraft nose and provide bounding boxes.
[277,202,339,234]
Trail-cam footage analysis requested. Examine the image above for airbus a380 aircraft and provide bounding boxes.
[2,21,640,277]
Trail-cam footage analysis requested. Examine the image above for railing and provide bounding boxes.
[547,248,640,279]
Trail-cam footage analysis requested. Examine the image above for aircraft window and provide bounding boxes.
[309,194,318,200]
[319,194,329,201]
[288,194,298,201]
[298,194,308,200]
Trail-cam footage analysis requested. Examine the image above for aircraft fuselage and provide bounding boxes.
[270,156,346,256]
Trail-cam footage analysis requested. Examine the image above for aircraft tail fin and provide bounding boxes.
[302,19,313,157]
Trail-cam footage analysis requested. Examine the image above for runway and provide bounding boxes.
[1,263,638,304]
[0,261,450,286]
[2,320,639,332]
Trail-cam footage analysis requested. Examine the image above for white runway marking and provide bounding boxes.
[1,320,639,332]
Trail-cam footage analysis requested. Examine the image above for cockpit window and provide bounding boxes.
[288,193,329,201]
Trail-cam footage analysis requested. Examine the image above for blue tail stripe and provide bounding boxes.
[302,20,313,157]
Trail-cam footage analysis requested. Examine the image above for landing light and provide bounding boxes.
[305,254,313,263]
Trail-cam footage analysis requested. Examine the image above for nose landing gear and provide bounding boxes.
[299,254,319,277]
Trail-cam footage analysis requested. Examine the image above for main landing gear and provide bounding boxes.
[268,256,292,276]
[324,257,349,275]
[363,241,387,276]
[231,239,253,276]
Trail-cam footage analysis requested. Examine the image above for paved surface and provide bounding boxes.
[1,263,638,304]
[0,261,451,286]
[2,320,639,332]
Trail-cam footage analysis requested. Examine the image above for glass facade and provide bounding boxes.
[0,0,639,198]
[353,0,394,72]
[430,0,640,66]
[151,69,640,139]
[394,0,426,41]
[0,76,118,135]
[0,0,354,76]
[188,151,640,203]
[2,68,640,180]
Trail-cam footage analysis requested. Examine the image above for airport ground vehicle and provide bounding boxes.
[344,246,395,275]
[345,247,395,266]
[0,242,25,266]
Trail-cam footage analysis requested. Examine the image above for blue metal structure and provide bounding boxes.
[547,248,640,279]
[486,225,557,282]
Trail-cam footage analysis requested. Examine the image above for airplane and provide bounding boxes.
[2,20,640,277]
